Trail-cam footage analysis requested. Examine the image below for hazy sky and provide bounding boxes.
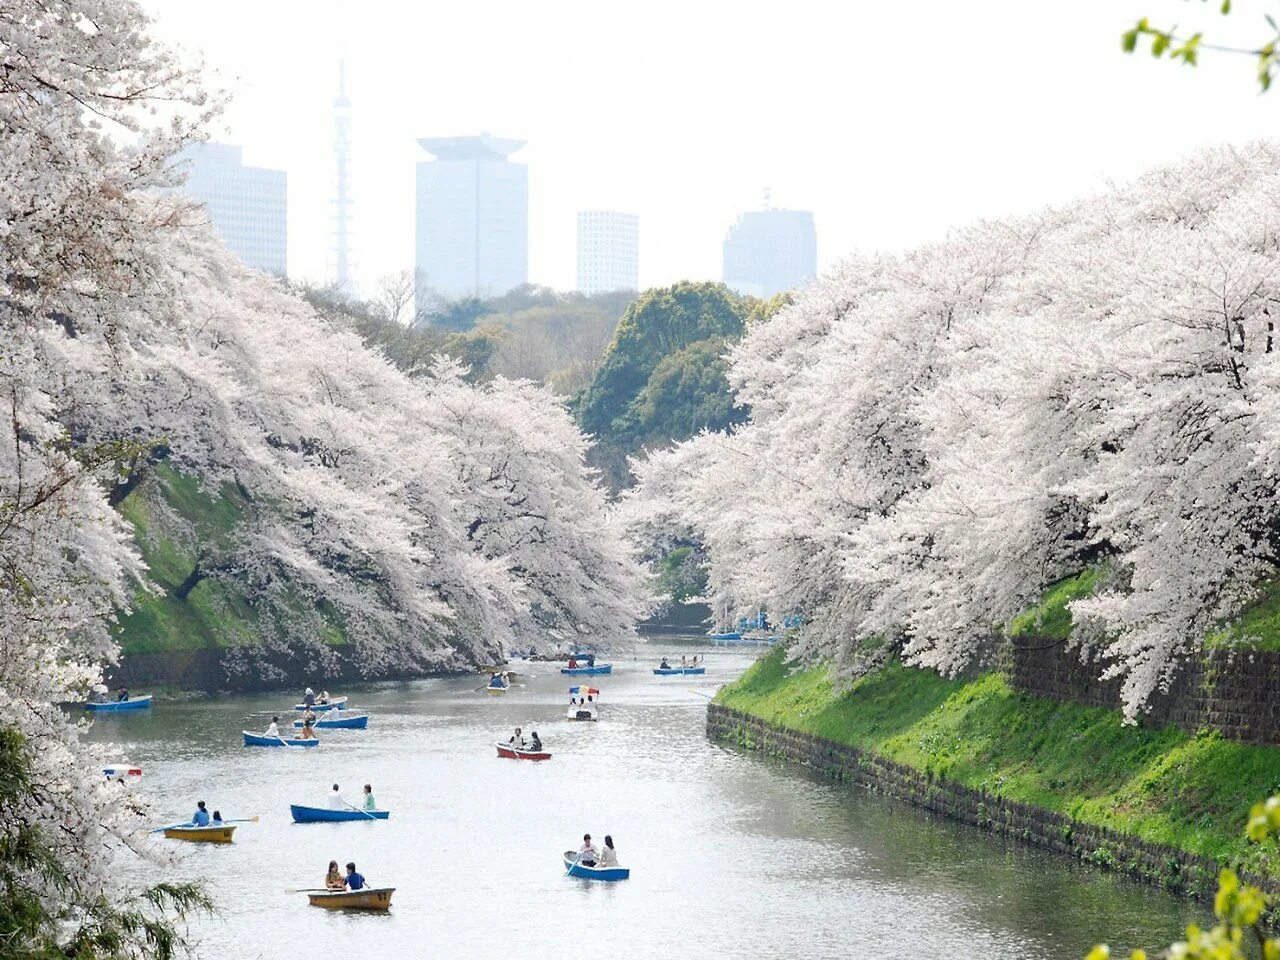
[142,0,1278,295]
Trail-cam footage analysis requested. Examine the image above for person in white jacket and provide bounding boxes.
[327,783,347,810]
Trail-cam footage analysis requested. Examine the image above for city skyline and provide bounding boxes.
[178,142,287,276]
[142,0,1279,294]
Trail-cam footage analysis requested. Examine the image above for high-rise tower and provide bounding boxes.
[414,135,528,304]
[332,61,354,294]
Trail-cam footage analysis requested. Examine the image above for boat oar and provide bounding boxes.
[345,801,378,821]
[218,815,260,824]
[149,821,192,834]
[284,887,331,894]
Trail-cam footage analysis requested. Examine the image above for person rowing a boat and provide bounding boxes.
[508,727,525,748]
[344,862,367,891]
[264,716,281,738]
[303,687,316,709]
[324,860,345,891]
[567,656,578,669]
[191,801,211,827]
[576,834,599,867]
[659,657,671,670]
[299,716,316,740]
[324,704,341,723]
[115,686,129,702]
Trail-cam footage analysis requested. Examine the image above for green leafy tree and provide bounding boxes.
[1123,1,1280,90]
[577,281,750,440]
[631,338,748,442]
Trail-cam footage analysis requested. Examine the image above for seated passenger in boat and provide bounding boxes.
[191,801,210,826]
[568,657,579,669]
[344,862,366,891]
[598,835,618,867]
[362,784,376,812]
[300,718,316,740]
[659,658,671,670]
[681,655,688,667]
[264,716,281,738]
[585,653,595,667]
[509,727,525,748]
[529,731,542,751]
[327,784,346,810]
[115,687,130,702]
[212,810,224,824]
[303,687,316,709]
[325,704,341,722]
[325,860,344,890]
[577,834,598,867]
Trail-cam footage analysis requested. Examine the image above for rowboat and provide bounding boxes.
[292,713,369,730]
[653,666,706,675]
[242,731,319,748]
[307,887,395,911]
[162,824,236,844]
[86,695,152,712]
[290,804,390,823]
[103,765,143,778]
[562,852,629,881]
[484,680,509,695]
[495,742,551,761]
[567,705,598,721]
[560,664,612,675]
[293,697,347,712]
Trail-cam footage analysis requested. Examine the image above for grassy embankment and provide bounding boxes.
[114,464,347,656]
[715,573,1280,879]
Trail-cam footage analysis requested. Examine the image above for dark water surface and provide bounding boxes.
[84,642,1199,959]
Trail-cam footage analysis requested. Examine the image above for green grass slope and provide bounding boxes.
[115,465,346,655]
[717,648,1280,878]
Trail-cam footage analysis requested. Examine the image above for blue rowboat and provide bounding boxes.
[560,664,612,675]
[293,713,368,730]
[86,695,152,712]
[562,852,629,881]
[653,667,706,675]
[243,731,319,748]
[708,631,741,641]
[290,804,389,823]
[293,697,347,712]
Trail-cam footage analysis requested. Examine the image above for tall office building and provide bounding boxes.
[414,135,527,304]
[179,143,287,276]
[722,208,816,298]
[576,211,639,294]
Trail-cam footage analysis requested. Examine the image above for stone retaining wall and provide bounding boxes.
[1007,641,1280,745]
[707,702,1274,900]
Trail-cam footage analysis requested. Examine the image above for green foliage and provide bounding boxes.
[1008,566,1104,639]
[0,728,211,958]
[576,281,750,442]
[630,338,747,441]
[1207,578,1280,651]
[717,649,1280,875]
[115,464,348,655]
[1123,3,1280,91]
[654,545,709,606]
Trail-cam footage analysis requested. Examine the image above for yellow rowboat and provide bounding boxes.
[162,824,236,844]
[307,887,394,911]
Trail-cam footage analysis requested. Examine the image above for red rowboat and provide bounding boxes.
[495,742,551,761]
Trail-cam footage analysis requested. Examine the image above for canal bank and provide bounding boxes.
[709,649,1280,902]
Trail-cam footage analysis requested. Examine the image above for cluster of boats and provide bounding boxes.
[242,695,370,748]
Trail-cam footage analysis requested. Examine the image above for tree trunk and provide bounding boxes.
[173,562,205,601]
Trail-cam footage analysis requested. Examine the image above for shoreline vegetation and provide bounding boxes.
[714,648,1280,888]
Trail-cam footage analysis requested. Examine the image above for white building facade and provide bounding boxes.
[415,136,528,304]
[576,210,639,294]
[722,209,816,298]
[179,143,287,276]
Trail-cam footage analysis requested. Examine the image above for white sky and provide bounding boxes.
[141,0,1278,294]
